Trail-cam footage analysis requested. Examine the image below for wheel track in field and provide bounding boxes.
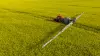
[1,8,54,20]
[68,5,100,9]
[1,8,100,34]
[73,23,100,33]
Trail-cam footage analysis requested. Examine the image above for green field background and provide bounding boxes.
[0,0,100,56]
